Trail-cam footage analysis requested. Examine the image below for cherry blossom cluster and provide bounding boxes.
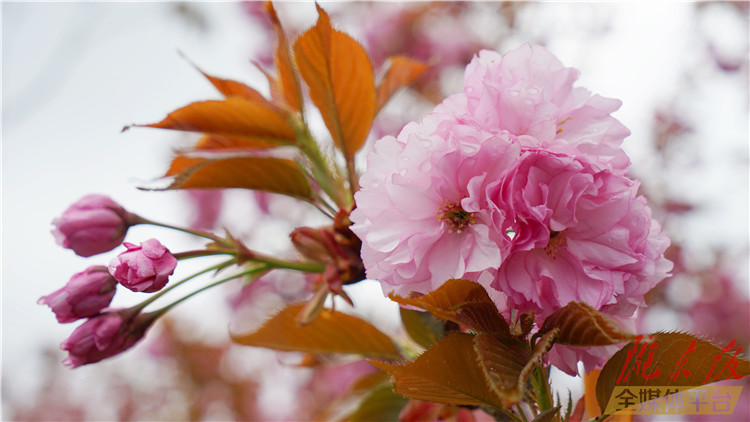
[351,44,673,373]
[41,194,178,367]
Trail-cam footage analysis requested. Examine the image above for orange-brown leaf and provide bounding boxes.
[473,328,557,407]
[540,301,636,346]
[265,1,303,112]
[165,155,206,177]
[180,51,270,103]
[371,333,505,408]
[194,134,279,150]
[165,156,312,199]
[375,56,428,113]
[293,5,375,159]
[473,333,530,406]
[231,303,401,360]
[200,70,269,103]
[389,279,509,335]
[133,98,297,145]
[596,332,750,412]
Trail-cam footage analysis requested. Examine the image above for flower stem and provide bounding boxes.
[132,216,221,242]
[130,259,235,312]
[173,249,236,260]
[252,254,326,273]
[294,122,349,209]
[531,365,554,413]
[154,265,270,315]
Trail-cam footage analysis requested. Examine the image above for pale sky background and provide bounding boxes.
[2,1,748,420]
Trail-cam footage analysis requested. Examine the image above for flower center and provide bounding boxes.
[437,201,476,233]
[544,230,565,258]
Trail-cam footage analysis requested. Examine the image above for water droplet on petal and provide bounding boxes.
[527,87,539,95]
[509,89,521,97]
[419,161,432,172]
[398,168,407,176]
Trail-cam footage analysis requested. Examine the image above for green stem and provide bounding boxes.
[131,259,235,312]
[531,365,554,413]
[253,254,326,273]
[295,123,349,209]
[346,156,359,197]
[173,249,236,260]
[515,404,529,422]
[154,265,269,314]
[134,216,222,242]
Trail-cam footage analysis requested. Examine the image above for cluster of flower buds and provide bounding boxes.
[43,189,350,366]
[43,194,178,367]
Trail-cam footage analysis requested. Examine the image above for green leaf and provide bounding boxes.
[347,385,409,422]
[389,279,510,335]
[230,303,401,360]
[539,301,636,346]
[399,308,442,349]
[371,332,506,408]
[596,332,750,413]
[162,156,313,200]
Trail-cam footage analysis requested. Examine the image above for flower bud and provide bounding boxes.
[38,266,117,323]
[108,239,177,293]
[61,309,157,368]
[52,194,135,257]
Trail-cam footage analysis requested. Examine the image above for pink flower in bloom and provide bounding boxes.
[52,194,136,257]
[351,111,520,296]
[61,309,157,368]
[353,44,672,374]
[108,239,177,293]
[38,266,117,323]
[459,44,632,171]
[489,149,672,318]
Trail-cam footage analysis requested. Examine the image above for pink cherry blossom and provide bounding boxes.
[488,149,671,320]
[108,239,177,293]
[460,44,632,171]
[52,194,136,257]
[38,266,117,323]
[353,44,672,374]
[351,111,521,297]
[61,309,157,368]
[484,149,670,373]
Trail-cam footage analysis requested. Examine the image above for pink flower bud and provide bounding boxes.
[61,309,157,368]
[52,194,135,257]
[108,239,177,293]
[38,266,117,323]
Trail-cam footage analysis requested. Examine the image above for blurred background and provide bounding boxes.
[2,2,748,420]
